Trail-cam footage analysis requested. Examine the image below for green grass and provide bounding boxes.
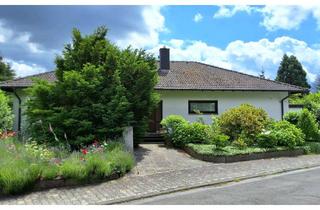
[0,137,135,195]
[186,143,298,156]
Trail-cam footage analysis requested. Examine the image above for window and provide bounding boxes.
[188,100,218,114]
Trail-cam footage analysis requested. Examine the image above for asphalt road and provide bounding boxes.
[126,167,320,205]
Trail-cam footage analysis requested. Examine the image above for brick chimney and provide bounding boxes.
[159,47,170,70]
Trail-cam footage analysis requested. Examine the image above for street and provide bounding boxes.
[127,167,320,205]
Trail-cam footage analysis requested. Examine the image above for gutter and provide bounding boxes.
[280,94,291,120]
[13,88,22,133]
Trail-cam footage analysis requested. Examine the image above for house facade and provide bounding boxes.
[0,48,307,134]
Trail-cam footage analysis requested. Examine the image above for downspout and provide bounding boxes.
[13,88,22,133]
[280,93,291,120]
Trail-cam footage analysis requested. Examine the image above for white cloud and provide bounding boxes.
[259,6,311,31]
[193,13,203,22]
[5,58,46,78]
[0,20,44,53]
[149,36,320,83]
[116,6,167,49]
[213,5,254,18]
[15,33,44,54]
[213,5,320,31]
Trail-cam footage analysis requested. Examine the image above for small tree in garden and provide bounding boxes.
[0,90,13,134]
[26,26,159,149]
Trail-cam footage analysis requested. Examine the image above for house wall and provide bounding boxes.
[157,90,289,124]
[9,89,290,132]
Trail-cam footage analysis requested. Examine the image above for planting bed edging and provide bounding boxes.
[0,172,122,197]
[34,172,121,191]
[184,146,305,163]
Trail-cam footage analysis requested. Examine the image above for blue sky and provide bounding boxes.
[0,5,319,88]
[161,6,319,48]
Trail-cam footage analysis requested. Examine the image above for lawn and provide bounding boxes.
[0,137,134,195]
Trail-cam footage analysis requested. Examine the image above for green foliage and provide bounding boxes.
[210,116,229,149]
[0,56,15,81]
[186,143,291,156]
[0,90,13,133]
[106,149,135,175]
[0,161,40,195]
[219,104,269,142]
[232,133,248,149]
[284,111,300,125]
[304,142,320,154]
[0,137,134,195]
[161,115,188,141]
[256,132,278,148]
[60,153,89,182]
[41,164,60,180]
[172,122,211,147]
[296,109,320,142]
[291,92,320,123]
[258,121,305,149]
[25,140,55,161]
[26,26,159,148]
[275,54,310,89]
[210,134,229,149]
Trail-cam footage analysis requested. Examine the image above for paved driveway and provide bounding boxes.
[1,143,320,204]
[131,144,212,176]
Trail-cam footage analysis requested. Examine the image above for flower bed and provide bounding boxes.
[184,144,305,163]
[0,137,134,195]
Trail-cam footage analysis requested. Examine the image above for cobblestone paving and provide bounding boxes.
[1,144,320,205]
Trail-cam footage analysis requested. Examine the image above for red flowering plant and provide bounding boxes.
[78,139,109,160]
[0,131,16,140]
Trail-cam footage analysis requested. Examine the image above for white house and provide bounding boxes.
[0,48,307,135]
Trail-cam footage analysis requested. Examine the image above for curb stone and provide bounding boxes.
[100,163,320,205]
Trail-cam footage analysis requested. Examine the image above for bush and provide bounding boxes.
[171,122,211,148]
[161,115,188,141]
[257,132,278,148]
[0,90,13,134]
[210,116,229,149]
[258,121,305,149]
[291,92,320,123]
[284,111,300,125]
[296,109,320,142]
[232,133,248,149]
[219,104,269,142]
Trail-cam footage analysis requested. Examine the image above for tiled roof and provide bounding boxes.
[0,61,307,93]
[0,71,56,88]
[155,61,307,92]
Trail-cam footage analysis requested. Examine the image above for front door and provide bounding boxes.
[148,101,163,133]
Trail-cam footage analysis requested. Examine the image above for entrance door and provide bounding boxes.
[148,101,163,133]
